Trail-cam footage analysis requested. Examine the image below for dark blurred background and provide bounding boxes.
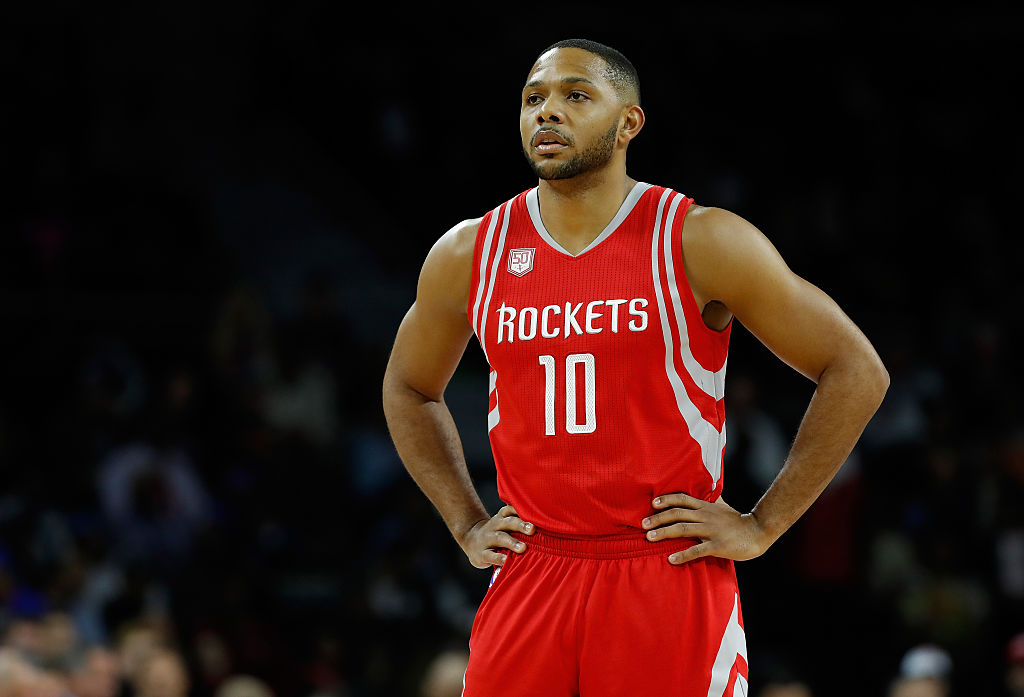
[1,3,1022,697]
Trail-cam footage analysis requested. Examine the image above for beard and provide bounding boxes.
[523,121,619,180]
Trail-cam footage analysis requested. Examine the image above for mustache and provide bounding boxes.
[531,127,572,145]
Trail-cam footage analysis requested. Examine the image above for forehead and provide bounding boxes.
[525,47,611,87]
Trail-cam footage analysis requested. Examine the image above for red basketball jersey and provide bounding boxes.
[467,182,730,535]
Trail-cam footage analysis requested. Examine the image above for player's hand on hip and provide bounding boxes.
[458,505,535,569]
[641,492,770,565]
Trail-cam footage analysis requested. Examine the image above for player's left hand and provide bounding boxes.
[641,492,772,565]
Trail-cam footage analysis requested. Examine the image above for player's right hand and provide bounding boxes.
[459,505,535,569]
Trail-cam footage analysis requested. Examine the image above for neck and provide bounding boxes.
[536,164,636,255]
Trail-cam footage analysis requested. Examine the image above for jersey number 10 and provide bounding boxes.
[538,353,596,435]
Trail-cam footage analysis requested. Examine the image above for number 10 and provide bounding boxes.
[538,353,596,435]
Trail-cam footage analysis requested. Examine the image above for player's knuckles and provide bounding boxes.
[663,492,697,507]
[664,522,695,537]
[644,511,677,528]
[492,532,526,552]
[647,521,686,540]
[495,516,532,533]
[486,552,508,566]
[669,545,707,565]
[654,494,680,507]
[469,550,493,568]
[668,551,691,565]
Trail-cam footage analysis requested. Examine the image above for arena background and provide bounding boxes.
[2,4,1022,696]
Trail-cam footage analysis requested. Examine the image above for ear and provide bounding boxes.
[618,105,645,145]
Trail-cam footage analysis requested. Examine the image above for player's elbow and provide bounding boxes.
[860,349,890,408]
[872,358,890,400]
[381,371,413,437]
[823,342,889,409]
[382,360,407,417]
[383,362,440,415]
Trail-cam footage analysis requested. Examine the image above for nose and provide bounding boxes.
[536,99,563,125]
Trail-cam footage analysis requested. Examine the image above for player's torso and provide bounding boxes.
[467,182,730,535]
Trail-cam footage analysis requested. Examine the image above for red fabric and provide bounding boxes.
[462,529,747,696]
[467,185,731,535]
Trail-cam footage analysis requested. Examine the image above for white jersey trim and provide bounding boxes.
[706,592,748,697]
[526,181,652,258]
[662,193,728,399]
[477,202,512,363]
[650,189,724,486]
[488,369,500,431]
[471,204,502,342]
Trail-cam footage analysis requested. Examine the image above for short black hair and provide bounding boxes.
[537,38,640,105]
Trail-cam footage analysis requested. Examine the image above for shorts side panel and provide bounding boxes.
[462,548,585,697]
[578,554,747,696]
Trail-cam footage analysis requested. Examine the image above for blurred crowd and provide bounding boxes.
[2,3,1022,696]
[0,269,1020,697]
[0,274,479,697]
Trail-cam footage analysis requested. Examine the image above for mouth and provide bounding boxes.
[532,129,570,154]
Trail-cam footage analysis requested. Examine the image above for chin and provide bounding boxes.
[532,160,560,178]
[536,169,575,181]
[528,157,568,180]
[522,145,584,181]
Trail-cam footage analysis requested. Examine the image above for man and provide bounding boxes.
[66,646,120,697]
[134,648,190,697]
[382,38,888,696]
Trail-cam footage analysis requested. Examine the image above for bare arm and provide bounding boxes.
[643,206,889,564]
[382,218,533,568]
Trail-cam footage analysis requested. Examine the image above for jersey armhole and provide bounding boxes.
[466,211,494,332]
[672,199,734,343]
[465,192,529,340]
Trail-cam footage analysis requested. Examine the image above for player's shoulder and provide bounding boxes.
[682,204,766,256]
[450,216,484,252]
[427,216,483,270]
[422,188,524,286]
[683,204,752,235]
[417,217,484,312]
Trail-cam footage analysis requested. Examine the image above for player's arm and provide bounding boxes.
[642,206,889,564]
[382,218,534,569]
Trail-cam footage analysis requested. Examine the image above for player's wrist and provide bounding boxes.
[745,510,781,554]
[452,514,490,548]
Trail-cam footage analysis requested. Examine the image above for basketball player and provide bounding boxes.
[382,39,888,696]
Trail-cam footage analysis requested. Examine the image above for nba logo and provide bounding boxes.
[508,248,535,277]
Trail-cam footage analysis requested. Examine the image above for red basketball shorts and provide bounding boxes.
[462,528,749,697]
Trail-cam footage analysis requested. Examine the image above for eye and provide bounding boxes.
[567,91,589,102]
[525,94,543,105]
